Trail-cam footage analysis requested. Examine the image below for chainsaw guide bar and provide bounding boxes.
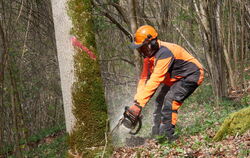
[109,109,143,136]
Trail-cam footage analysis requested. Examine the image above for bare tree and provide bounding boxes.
[51,0,76,134]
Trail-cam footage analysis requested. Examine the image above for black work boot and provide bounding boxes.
[167,133,179,142]
[159,124,178,142]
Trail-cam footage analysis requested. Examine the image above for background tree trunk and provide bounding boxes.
[193,0,228,101]
[51,0,76,133]
[0,22,7,152]
[128,0,141,78]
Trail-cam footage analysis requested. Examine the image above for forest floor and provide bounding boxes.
[112,128,250,158]
[2,85,249,158]
[111,83,250,158]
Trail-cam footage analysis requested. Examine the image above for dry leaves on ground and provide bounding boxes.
[112,130,250,158]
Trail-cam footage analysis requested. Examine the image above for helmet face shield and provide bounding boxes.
[137,43,156,58]
[137,44,149,57]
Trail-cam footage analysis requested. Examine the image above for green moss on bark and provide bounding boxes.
[67,0,108,157]
[213,106,250,141]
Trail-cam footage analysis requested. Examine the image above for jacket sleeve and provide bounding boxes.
[134,56,173,107]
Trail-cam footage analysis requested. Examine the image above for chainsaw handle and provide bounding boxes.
[129,116,142,135]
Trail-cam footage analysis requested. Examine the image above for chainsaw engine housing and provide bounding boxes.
[121,106,142,135]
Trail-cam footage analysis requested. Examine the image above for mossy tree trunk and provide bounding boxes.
[213,106,250,141]
[67,0,108,157]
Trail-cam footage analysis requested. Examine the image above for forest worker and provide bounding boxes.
[126,25,204,141]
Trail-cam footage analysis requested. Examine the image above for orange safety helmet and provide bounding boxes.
[130,25,158,49]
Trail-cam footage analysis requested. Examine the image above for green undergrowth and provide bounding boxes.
[22,134,68,158]
[67,0,109,157]
[24,124,66,144]
[4,124,68,158]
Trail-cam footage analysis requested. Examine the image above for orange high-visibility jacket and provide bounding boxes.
[134,41,204,107]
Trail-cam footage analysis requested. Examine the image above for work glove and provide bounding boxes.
[126,102,142,123]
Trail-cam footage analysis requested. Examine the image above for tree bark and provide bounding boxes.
[193,0,230,100]
[51,0,76,133]
[128,0,142,79]
[9,67,23,158]
[239,0,246,89]
[0,22,8,150]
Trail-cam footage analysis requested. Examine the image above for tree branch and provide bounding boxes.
[92,0,133,41]
[173,24,208,73]
[22,2,33,58]
[110,2,130,25]
[172,24,198,57]
[16,0,24,22]
[100,57,135,67]
[135,1,153,26]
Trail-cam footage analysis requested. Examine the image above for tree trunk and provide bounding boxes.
[239,0,246,89]
[51,0,76,133]
[193,0,229,100]
[213,0,227,97]
[0,22,7,154]
[9,68,23,158]
[128,0,142,79]
[220,1,236,90]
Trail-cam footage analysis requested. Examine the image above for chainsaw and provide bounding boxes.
[110,106,143,135]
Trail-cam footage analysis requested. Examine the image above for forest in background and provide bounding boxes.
[0,0,249,157]
[0,0,65,157]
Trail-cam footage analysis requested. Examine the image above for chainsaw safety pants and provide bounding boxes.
[152,71,200,137]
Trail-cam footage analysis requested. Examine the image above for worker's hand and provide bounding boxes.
[128,104,142,117]
[126,102,142,122]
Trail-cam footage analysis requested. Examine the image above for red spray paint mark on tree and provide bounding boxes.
[71,36,96,60]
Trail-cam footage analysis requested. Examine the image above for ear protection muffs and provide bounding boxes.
[143,35,159,50]
[149,37,159,51]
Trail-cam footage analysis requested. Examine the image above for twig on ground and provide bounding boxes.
[68,146,83,158]
[101,119,110,158]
